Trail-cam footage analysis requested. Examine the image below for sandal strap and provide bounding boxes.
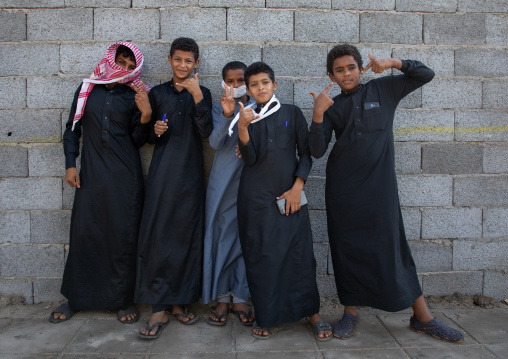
[145,321,166,331]
[314,320,332,333]
[211,309,228,319]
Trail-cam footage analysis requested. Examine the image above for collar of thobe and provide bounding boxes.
[228,95,281,136]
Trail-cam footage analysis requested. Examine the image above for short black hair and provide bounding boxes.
[222,61,247,80]
[170,37,199,61]
[244,62,275,88]
[115,45,136,65]
[327,44,363,75]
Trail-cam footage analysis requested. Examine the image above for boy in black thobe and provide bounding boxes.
[135,37,213,339]
[309,44,463,343]
[236,62,332,341]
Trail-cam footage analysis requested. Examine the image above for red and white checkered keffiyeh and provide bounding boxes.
[71,42,150,130]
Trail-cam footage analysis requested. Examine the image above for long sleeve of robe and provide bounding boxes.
[61,84,147,311]
[309,60,435,311]
[135,80,213,306]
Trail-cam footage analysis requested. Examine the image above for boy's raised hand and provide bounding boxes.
[130,81,152,123]
[221,85,236,118]
[309,82,334,116]
[361,53,402,75]
[175,73,202,102]
[237,102,260,129]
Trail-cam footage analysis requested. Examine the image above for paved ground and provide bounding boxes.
[0,301,506,359]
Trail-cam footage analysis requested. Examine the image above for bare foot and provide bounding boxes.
[140,311,169,336]
[119,312,137,322]
[209,302,229,323]
[231,302,254,323]
[309,313,332,340]
[53,312,66,320]
[252,326,270,337]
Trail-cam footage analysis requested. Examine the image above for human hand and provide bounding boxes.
[65,167,80,188]
[309,82,334,116]
[238,102,260,130]
[130,81,152,123]
[277,187,302,216]
[361,53,399,75]
[221,85,236,118]
[235,144,242,158]
[154,117,168,137]
[175,72,201,97]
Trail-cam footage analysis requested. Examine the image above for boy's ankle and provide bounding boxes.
[344,307,358,317]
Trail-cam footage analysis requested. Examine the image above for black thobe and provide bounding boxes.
[238,104,320,328]
[309,60,435,312]
[135,80,213,305]
[61,84,148,311]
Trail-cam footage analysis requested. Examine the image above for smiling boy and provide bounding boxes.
[235,62,332,341]
[309,44,464,343]
[135,37,213,339]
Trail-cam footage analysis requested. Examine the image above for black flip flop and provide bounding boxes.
[117,304,140,324]
[207,309,228,326]
[49,303,75,324]
[231,309,255,326]
[138,321,169,340]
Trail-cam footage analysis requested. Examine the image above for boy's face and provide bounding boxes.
[115,53,136,71]
[168,50,199,82]
[224,68,245,88]
[246,72,277,104]
[328,55,363,93]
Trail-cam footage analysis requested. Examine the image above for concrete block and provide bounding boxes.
[161,8,225,42]
[483,208,508,238]
[392,47,454,77]
[422,79,482,109]
[272,77,294,105]
[28,144,64,177]
[133,0,198,7]
[483,80,508,110]
[396,0,457,12]
[28,9,93,41]
[455,110,508,142]
[422,143,483,174]
[484,144,508,174]
[454,175,508,206]
[129,42,172,77]
[294,77,341,110]
[486,14,508,45]
[306,176,326,210]
[397,175,453,207]
[360,12,422,44]
[453,239,508,270]
[94,9,159,41]
[455,49,508,78]
[0,145,28,177]
[268,0,330,7]
[0,278,32,304]
[422,208,482,239]
[0,211,30,244]
[30,210,71,244]
[0,10,25,42]
[264,44,328,78]
[0,77,26,109]
[198,42,261,77]
[139,144,154,178]
[483,270,508,301]
[421,271,483,296]
[199,0,264,6]
[332,0,394,10]
[0,178,62,210]
[33,278,65,304]
[316,275,337,298]
[0,0,63,7]
[0,44,60,76]
[0,110,61,144]
[60,42,111,75]
[0,244,64,277]
[295,10,358,43]
[309,209,328,243]
[394,142,421,174]
[393,109,454,142]
[424,14,485,45]
[398,88,421,109]
[66,0,130,6]
[409,240,452,272]
[227,8,293,42]
[458,0,508,12]
[27,76,82,109]
[62,183,76,210]
[401,207,421,240]
[313,242,329,275]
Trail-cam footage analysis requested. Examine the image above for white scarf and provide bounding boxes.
[228,95,281,136]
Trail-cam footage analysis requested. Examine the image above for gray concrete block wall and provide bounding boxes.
[0,1,507,304]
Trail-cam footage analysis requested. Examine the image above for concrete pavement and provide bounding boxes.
[0,302,507,358]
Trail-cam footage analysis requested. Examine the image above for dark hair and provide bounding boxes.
[326,44,363,75]
[115,45,136,64]
[222,61,247,80]
[170,37,199,61]
[244,62,275,88]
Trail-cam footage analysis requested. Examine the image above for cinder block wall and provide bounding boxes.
[1,0,507,304]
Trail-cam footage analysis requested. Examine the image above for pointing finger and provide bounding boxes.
[323,82,334,93]
[309,91,317,101]
[225,84,230,97]
[130,82,141,95]
[361,61,372,75]
[140,81,147,93]
[368,52,375,60]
